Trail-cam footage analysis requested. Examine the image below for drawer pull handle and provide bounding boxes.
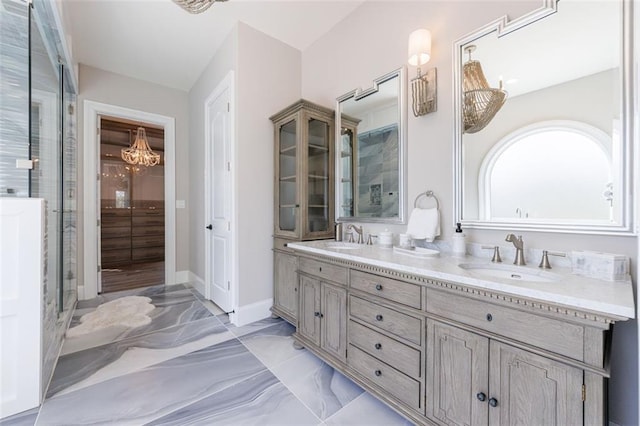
[476,392,486,402]
[486,313,493,322]
[375,314,383,321]
[489,397,498,407]
[375,284,383,291]
[374,370,382,377]
[374,343,382,350]
[319,267,322,272]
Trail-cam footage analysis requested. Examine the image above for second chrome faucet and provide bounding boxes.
[505,233,526,266]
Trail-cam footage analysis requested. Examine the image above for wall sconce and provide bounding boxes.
[408,29,437,116]
[462,45,508,133]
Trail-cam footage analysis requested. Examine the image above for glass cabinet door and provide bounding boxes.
[306,117,330,235]
[339,127,354,218]
[278,119,298,234]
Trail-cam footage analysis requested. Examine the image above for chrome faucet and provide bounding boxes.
[505,233,526,266]
[347,224,364,244]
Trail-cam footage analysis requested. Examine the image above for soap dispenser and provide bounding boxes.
[452,223,466,255]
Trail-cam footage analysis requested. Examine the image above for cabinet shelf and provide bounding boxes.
[309,144,329,152]
[308,204,328,208]
[280,175,297,182]
[280,204,298,208]
[308,175,328,180]
[280,145,297,156]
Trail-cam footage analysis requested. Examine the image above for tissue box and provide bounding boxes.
[571,250,629,281]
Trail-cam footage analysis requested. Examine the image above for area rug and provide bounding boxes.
[66,296,156,338]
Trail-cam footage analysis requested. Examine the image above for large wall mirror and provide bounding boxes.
[453,0,634,234]
[336,68,407,223]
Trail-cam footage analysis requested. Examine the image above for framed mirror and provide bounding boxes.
[336,68,407,224]
[453,0,634,234]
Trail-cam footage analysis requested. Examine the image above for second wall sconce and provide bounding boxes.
[408,29,437,116]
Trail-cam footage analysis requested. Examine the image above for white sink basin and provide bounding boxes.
[325,242,362,250]
[458,263,561,283]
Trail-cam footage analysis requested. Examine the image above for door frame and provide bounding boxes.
[204,70,237,312]
[82,100,176,300]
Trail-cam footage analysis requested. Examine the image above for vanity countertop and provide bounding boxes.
[288,240,635,320]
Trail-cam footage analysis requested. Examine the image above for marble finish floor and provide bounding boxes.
[1,283,413,426]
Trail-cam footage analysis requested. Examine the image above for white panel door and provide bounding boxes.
[0,199,44,417]
[206,83,233,313]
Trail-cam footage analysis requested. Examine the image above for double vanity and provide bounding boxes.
[279,240,634,426]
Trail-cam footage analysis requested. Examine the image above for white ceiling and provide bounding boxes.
[63,0,365,91]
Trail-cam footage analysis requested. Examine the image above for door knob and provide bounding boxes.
[206,224,213,230]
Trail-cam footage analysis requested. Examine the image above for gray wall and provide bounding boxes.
[301,2,637,424]
[77,64,191,284]
[188,23,301,310]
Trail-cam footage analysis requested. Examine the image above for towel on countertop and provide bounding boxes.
[407,207,440,242]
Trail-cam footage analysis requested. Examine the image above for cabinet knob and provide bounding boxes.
[319,267,322,272]
[314,311,320,317]
[206,224,213,230]
[375,284,383,291]
[489,397,498,407]
[476,392,486,402]
[375,314,383,321]
[374,343,382,350]
[374,370,382,377]
[486,313,493,322]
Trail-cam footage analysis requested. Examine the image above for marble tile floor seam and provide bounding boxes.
[1,282,413,426]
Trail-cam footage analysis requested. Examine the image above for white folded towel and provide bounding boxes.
[407,207,440,242]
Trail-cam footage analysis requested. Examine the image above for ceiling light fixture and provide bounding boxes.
[121,127,160,167]
[172,0,228,14]
[462,45,508,133]
[408,29,437,117]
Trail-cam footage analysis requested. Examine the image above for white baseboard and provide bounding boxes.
[230,298,273,327]
[77,284,85,301]
[188,271,206,298]
[175,270,190,284]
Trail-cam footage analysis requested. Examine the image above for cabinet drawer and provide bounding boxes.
[348,344,421,412]
[350,296,422,345]
[101,249,131,264]
[101,217,130,228]
[101,238,131,251]
[102,226,132,239]
[132,235,165,248]
[132,209,164,217]
[349,320,421,379]
[132,225,164,237]
[273,237,295,253]
[426,289,584,360]
[132,247,165,261]
[299,257,347,285]
[101,209,130,218]
[350,270,422,309]
[132,215,165,227]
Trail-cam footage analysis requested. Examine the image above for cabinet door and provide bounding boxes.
[273,251,298,319]
[298,275,321,346]
[303,115,333,239]
[321,282,347,361]
[488,341,583,426]
[426,320,489,426]
[275,118,299,238]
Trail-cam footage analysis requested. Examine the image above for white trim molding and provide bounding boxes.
[229,299,273,327]
[82,100,176,300]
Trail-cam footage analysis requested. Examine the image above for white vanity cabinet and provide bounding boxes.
[289,244,632,426]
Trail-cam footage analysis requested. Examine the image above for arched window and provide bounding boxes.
[478,120,613,222]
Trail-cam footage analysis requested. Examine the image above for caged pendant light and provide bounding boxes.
[462,45,508,133]
[121,127,161,167]
[172,0,228,14]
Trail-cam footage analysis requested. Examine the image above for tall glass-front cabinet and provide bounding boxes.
[270,100,334,324]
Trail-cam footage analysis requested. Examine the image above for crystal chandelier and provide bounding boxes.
[121,127,160,167]
[462,45,508,134]
[172,0,228,14]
